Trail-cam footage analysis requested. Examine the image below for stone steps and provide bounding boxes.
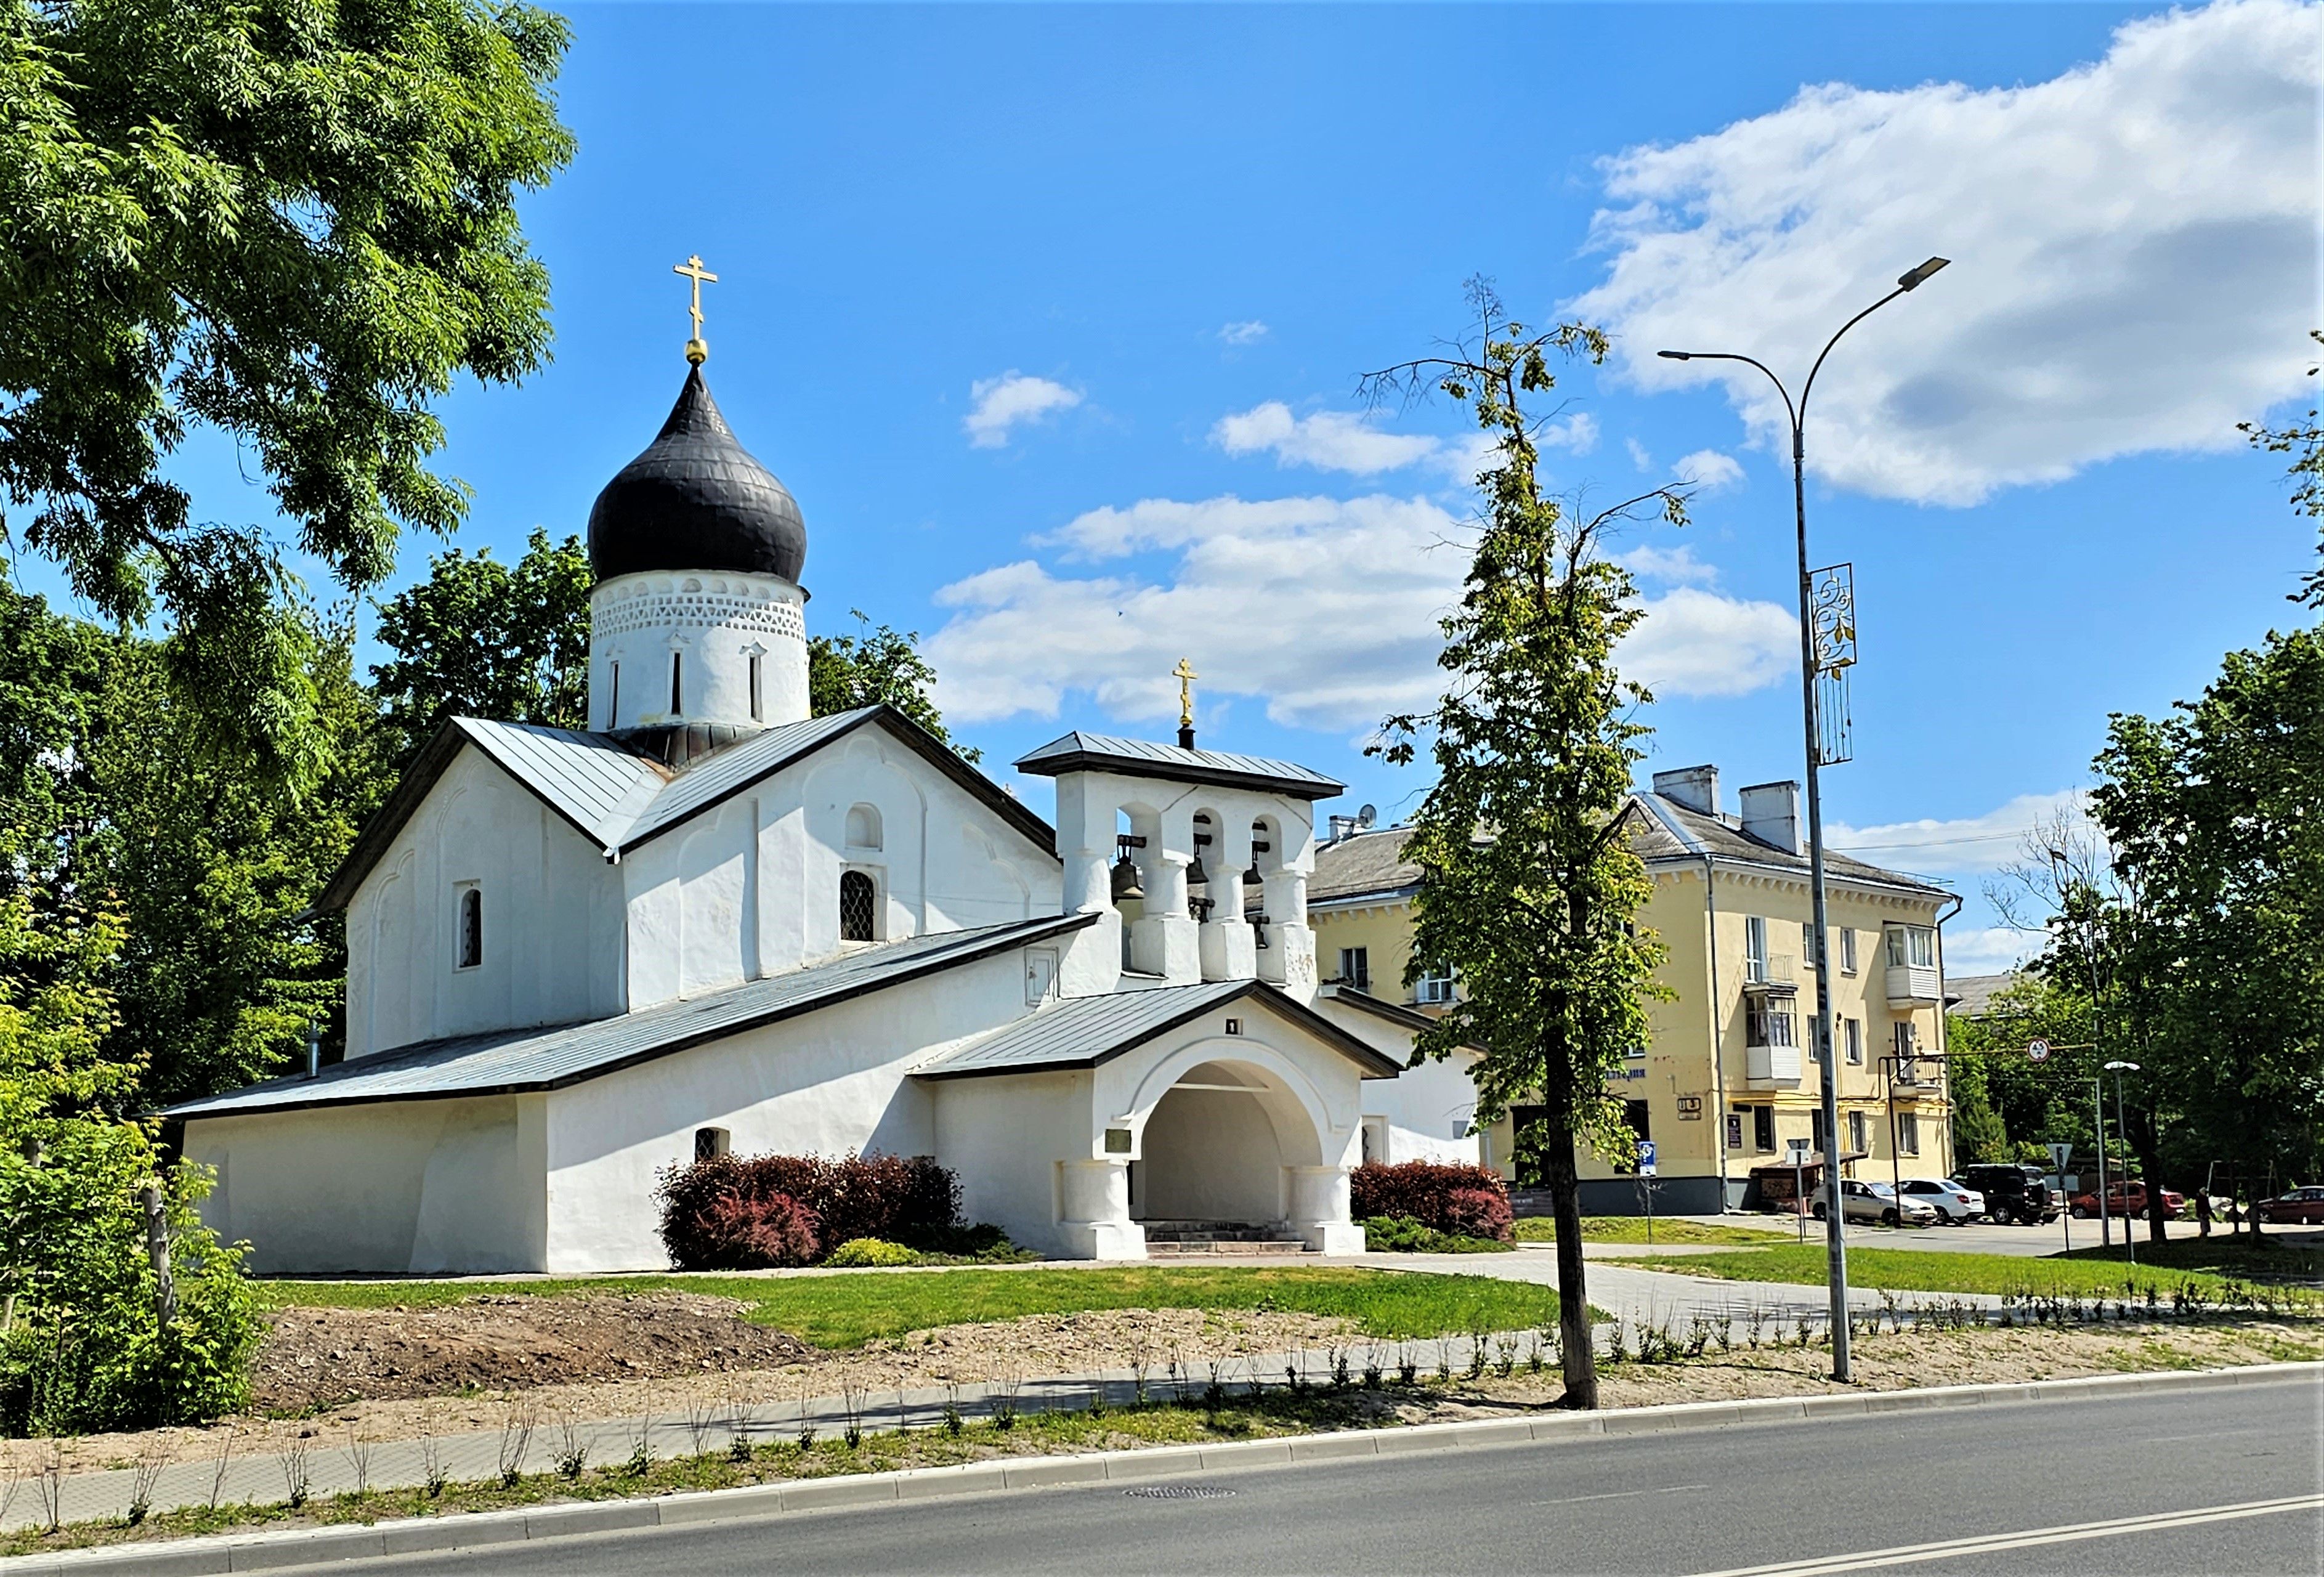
[1140,1220,1315,1255]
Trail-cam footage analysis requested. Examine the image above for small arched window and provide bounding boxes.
[694,1127,731,1162]
[669,651,684,716]
[456,886,483,970]
[839,870,878,942]
[844,803,882,850]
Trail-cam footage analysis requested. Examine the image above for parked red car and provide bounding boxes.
[2068,1181,2185,1220]
[2254,1186,2324,1226]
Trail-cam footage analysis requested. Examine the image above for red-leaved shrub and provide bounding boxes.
[1350,1161,1513,1241]
[656,1151,962,1268]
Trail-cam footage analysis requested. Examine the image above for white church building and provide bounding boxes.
[169,349,1482,1274]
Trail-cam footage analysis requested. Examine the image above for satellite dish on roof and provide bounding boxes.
[1358,804,1377,829]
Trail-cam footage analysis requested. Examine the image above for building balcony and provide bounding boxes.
[1746,1042,1802,1087]
[1744,952,1799,987]
[1885,963,1940,1005]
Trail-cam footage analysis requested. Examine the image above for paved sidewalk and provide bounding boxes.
[0,1257,1991,1536]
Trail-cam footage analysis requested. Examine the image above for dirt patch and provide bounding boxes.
[253,1294,817,1413]
[7,1303,1355,1477]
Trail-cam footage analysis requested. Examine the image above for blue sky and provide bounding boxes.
[46,1,2324,970]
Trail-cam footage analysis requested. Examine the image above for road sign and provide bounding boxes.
[2027,1038,2051,1062]
[2047,1141,2073,1172]
[1638,1140,1658,1177]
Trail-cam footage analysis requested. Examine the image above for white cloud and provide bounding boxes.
[1210,401,1591,480]
[926,493,1798,729]
[1828,790,2094,878]
[1941,926,2042,976]
[964,373,1083,448]
[1674,448,1744,491]
[1219,320,1269,345]
[1617,544,1720,585]
[1626,437,1654,471]
[1573,0,2320,505]
[1211,403,1440,476]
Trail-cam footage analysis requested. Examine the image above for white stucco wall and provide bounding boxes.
[621,723,1058,1011]
[588,569,811,732]
[1310,994,1483,1166]
[541,947,1036,1272]
[929,1068,1095,1260]
[184,1095,545,1274]
[1136,1082,1290,1222]
[344,748,625,1057]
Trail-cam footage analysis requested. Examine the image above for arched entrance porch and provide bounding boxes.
[1127,1056,1354,1251]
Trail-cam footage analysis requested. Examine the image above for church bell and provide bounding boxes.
[1109,852,1144,902]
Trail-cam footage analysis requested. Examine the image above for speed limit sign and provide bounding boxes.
[2027,1038,2051,1062]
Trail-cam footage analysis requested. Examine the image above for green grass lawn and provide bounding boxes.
[257,1267,1560,1349]
[2056,1233,2323,1284]
[1512,1217,1791,1247]
[1623,1244,2317,1303]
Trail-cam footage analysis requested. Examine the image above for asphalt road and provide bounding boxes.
[301,1376,2321,1576]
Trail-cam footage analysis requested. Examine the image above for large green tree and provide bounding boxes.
[0,0,574,784]
[370,526,591,768]
[1364,283,1680,1409]
[809,610,981,762]
[2091,625,2324,1227]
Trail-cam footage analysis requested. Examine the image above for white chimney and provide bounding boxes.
[1738,781,1802,854]
[1651,765,1720,816]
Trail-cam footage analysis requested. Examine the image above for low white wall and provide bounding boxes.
[930,1068,1094,1260]
[1311,994,1483,1167]
[184,1095,545,1275]
[542,948,1031,1272]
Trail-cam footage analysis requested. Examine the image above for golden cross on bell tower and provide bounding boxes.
[1173,656,1199,736]
[673,254,718,365]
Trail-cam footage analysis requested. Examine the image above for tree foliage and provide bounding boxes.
[370,527,591,768]
[1362,281,1682,1408]
[2238,331,2322,607]
[0,0,574,784]
[809,609,980,761]
[0,893,262,1434]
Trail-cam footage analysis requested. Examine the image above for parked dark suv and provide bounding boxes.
[1956,1164,2059,1226]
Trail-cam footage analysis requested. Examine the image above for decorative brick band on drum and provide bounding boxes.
[593,574,805,641]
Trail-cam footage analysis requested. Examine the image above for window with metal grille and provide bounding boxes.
[456,886,482,970]
[694,1127,730,1162]
[839,870,878,942]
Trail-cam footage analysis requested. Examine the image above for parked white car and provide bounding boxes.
[1898,1177,1984,1223]
[1812,1178,1940,1228]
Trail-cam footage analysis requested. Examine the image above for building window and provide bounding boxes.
[1844,1017,1863,1064]
[1847,1111,1868,1153]
[1893,1021,1921,1082]
[1746,996,1797,1048]
[609,660,620,723]
[455,885,482,970]
[694,1127,731,1162]
[1744,916,1768,983]
[1811,1108,1828,1154]
[748,651,763,721]
[1338,947,1370,990]
[1802,921,1815,963]
[839,870,878,942]
[1887,925,1935,968]
[1414,965,1456,1005]
[1754,1105,1776,1153]
[1898,1113,1921,1156]
[669,651,684,716]
[1839,927,1858,975]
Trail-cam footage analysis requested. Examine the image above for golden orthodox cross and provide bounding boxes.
[673,254,719,363]
[1173,657,1198,730]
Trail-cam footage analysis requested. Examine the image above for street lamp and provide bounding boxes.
[2104,1060,2142,1267]
[1659,256,1949,1383]
[2049,844,2116,1249]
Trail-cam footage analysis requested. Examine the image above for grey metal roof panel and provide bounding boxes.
[1634,792,1948,894]
[1310,826,1421,904]
[1014,731,1344,800]
[167,914,1094,1120]
[618,709,872,848]
[918,977,1403,1080]
[458,719,667,845]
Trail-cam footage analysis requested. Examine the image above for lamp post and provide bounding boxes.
[1660,256,1949,1382]
[2105,1060,2141,1266]
[2049,844,2111,1248]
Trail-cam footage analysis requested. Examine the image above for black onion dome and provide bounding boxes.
[587,367,806,584]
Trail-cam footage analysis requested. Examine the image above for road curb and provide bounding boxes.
[13,1361,2317,1575]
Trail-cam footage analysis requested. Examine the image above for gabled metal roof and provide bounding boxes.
[316,705,1056,912]
[167,914,1096,1120]
[915,978,1403,1081]
[1013,731,1344,801]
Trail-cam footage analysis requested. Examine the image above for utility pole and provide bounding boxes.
[1661,256,1951,1380]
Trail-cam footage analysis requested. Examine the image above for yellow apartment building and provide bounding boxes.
[1308,764,1960,1214]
